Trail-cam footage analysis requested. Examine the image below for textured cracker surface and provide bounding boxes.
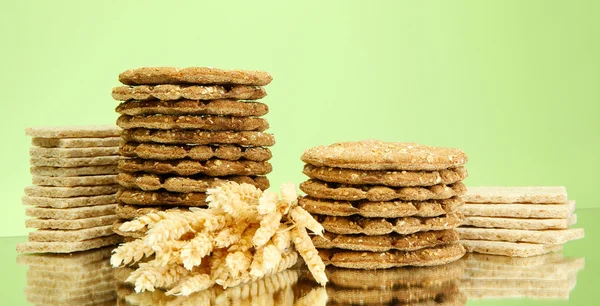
[301,179,466,201]
[117,172,269,192]
[116,99,269,117]
[116,189,207,206]
[24,185,119,198]
[112,84,266,101]
[120,142,272,161]
[25,125,120,138]
[304,164,468,187]
[117,114,269,131]
[23,194,116,208]
[30,156,121,167]
[122,128,275,146]
[28,225,114,242]
[465,186,568,204]
[302,140,468,171]
[30,146,118,158]
[17,235,121,253]
[32,175,117,187]
[460,240,562,257]
[16,247,112,265]
[318,243,466,269]
[312,230,460,252]
[456,227,584,245]
[463,215,577,230]
[459,201,575,219]
[31,165,118,177]
[32,137,121,148]
[116,205,186,220]
[317,212,464,235]
[299,196,463,218]
[118,67,272,86]
[119,158,272,176]
[26,204,116,220]
[26,215,118,230]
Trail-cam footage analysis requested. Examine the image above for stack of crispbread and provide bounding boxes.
[298,140,469,269]
[18,125,122,253]
[111,67,274,239]
[18,247,117,305]
[457,187,584,257]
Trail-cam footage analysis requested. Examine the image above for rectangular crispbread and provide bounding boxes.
[23,194,116,208]
[32,175,117,187]
[17,235,121,253]
[32,137,121,148]
[26,204,116,220]
[460,240,562,257]
[26,215,118,230]
[464,186,567,204]
[25,125,120,138]
[28,225,114,242]
[24,185,119,198]
[31,165,119,177]
[30,146,118,158]
[459,201,575,219]
[463,214,577,230]
[456,227,584,245]
[16,247,112,265]
[30,156,121,167]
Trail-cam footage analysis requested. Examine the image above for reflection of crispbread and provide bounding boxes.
[301,179,466,201]
[23,194,116,208]
[464,186,568,204]
[31,165,119,177]
[463,259,584,281]
[25,185,119,198]
[29,225,114,242]
[118,67,272,86]
[462,288,569,300]
[460,240,562,257]
[32,175,117,187]
[32,137,121,148]
[456,227,584,245]
[120,142,272,161]
[326,283,460,305]
[459,201,575,219]
[30,146,118,158]
[122,128,275,146]
[26,204,116,220]
[25,125,120,138]
[460,276,576,291]
[26,215,118,230]
[463,215,577,230]
[116,205,185,220]
[116,189,207,206]
[119,158,272,176]
[461,252,564,267]
[17,235,121,253]
[117,172,269,192]
[299,196,462,218]
[116,99,268,117]
[112,84,266,101]
[312,230,459,252]
[117,114,269,131]
[30,156,121,167]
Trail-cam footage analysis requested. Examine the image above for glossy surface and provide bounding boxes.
[1,208,596,305]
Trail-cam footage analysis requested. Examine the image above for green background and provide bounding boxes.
[0,0,599,237]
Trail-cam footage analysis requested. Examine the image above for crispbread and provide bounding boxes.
[318,244,466,269]
[117,189,208,206]
[301,140,468,171]
[116,204,186,220]
[312,230,460,252]
[25,283,116,300]
[32,137,121,148]
[119,158,272,176]
[118,67,272,86]
[456,227,584,245]
[117,114,269,131]
[30,156,121,167]
[32,175,117,187]
[460,240,562,257]
[464,186,568,204]
[122,128,275,146]
[461,252,565,268]
[326,283,460,305]
[25,125,120,138]
[299,196,462,218]
[112,84,266,101]
[24,185,119,198]
[303,164,468,187]
[460,201,575,219]
[120,142,272,161]
[30,146,118,158]
[463,215,577,230]
[27,265,113,281]
[301,179,466,201]
[31,165,119,177]
[17,235,121,253]
[117,172,269,192]
[462,288,570,300]
[16,247,112,265]
[317,213,464,235]
[26,215,118,230]
[28,225,115,242]
[116,99,269,117]
[26,204,116,220]
[23,194,116,208]
[112,220,145,238]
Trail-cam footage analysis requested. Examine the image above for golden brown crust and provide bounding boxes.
[112,85,266,101]
[116,115,269,132]
[121,128,275,146]
[117,172,269,192]
[116,99,269,117]
[312,230,460,252]
[115,205,186,220]
[116,189,208,207]
[118,67,272,86]
[118,158,272,176]
[119,142,272,161]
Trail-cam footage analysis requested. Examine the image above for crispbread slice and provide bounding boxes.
[24,185,119,198]
[119,142,272,161]
[27,272,114,288]
[459,201,575,219]
[117,172,269,193]
[463,214,577,230]
[23,194,116,208]
[117,189,207,207]
[32,175,117,187]
[30,146,118,158]
[28,225,114,242]
[317,213,464,235]
[27,263,112,278]
[119,158,272,176]
[32,137,121,148]
[17,247,112,265]
[26,204,116,220]
[460,240,562,257]
[31,165,119,176]
[456,227,584,244]
[312,230,460,252]
[25,125,120,138]
[30,156,121,167]
[26,215,118,230]
[17,235,121,253]
[116,205,186,220]
[464,186,567,204]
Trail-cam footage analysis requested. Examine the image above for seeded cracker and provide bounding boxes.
[118,158,272,176]
[117,114,269,131]
[118,67,273,86]
[120,142,272,161]
[112,85,266,101]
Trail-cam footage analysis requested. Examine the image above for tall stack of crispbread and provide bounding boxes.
[18,125,122,253]
[457,187,584,257]
[111,67,274,239]
[298,140,469,269]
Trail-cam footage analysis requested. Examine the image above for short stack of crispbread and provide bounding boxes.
[18,125,122,253]
[457,186,584,257]
[17,247,117,305]
[298,140,469,269]
[111,67,274,239]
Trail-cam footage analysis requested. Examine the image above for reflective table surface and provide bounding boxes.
[1,208,597,305]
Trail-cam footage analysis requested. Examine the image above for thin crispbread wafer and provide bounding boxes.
[460,240,562,257]
[24,185,119,198]
[459,201,575,219]
[464,186,568,204]
[301,180,467,202]
[456,227,584,245]
[302,140,468,171]
[119,67,272,86]
[312,230,460,252]
[303,164,468,187]
[116,189,208,206]
[122,128,275,146]
[116,204,186,220]
[23,194,116,208]
[30,156,121,167]
[30,146,118,158]
[119,142,272,161]
[116,99,268,117]
[318,243,466,269]
[112,84,266,101]
[463,215,577,230]
[17,247,112,265]
[31,165,119,177]
[17,235,121,253]
[26,204,116,220]
[28,225,115,242]
[317,213,464,236]
[112,220,146,239]
[299,196,462,218]
[32,137,121,148]
[117,172,269,192]
[117,114,269,131]
[32,175,117,187]
[119,158,272,176]
[25,125,120,138]
[26,215,118,230]
[326,283,460,305]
